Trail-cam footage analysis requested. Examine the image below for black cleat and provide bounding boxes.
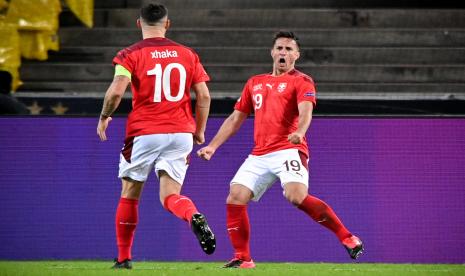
[191,213,216,255]
[342,235,364,260]
[112,258,132,269]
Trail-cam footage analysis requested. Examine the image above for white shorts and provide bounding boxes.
[230,148,309,201]
[118,133,193,184]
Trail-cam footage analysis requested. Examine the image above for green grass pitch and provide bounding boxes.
[0,261,464,275]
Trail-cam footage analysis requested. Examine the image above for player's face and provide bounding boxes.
[271,38,300,73]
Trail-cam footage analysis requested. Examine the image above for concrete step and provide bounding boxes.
[94,0,138,9]
[17,81,465,94]
[58,28,465,48]
[19,63,465,83]
[94,0,465,9]
[44,46,465,65]
[60,9,465,28]
[14,89,465,102]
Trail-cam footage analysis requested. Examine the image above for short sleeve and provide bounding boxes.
[192,53,210,84]
[112,48,135,73]
[295,75,317,106]
[234,79,254,114]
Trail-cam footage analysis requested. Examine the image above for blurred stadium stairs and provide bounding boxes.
[15,0,465,115]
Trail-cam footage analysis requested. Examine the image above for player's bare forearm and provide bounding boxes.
[208,110,247,150]
[97,75,129,141]
[192,82,211,134]
[100,75,129,118]
[289,102,313,144]
[195,104,210,133]
[296,101,314,135]
[100,96,121,119]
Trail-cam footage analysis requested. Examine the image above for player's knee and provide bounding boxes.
[283,182,308,205]
[284,189,307,206]
[226,192,248,204]
[226,184,252,204]
[285,194,305,205]
[121,177,144,199]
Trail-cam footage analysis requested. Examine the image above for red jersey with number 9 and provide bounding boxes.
[234,69,316,158]
[113,37,210,138]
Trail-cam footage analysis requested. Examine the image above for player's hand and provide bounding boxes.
[97,117,112,141]
[193,132,205,145]
[288,132,304,144]
[197,146,215,160]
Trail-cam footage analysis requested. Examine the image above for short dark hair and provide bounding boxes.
[0,71,12,95]
[140,3,168,25]
[272,31,300,49]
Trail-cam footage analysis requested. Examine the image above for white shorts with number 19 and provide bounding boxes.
[230,148,309,201]
[118,133,193,184]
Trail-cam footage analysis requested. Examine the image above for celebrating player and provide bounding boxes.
[97,2,215,269]
[197,31,363,268]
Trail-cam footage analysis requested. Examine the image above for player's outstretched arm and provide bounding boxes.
[97,75,130,141]
[197,110,247,160]
[192,81,211,145]
[288,101,314,144]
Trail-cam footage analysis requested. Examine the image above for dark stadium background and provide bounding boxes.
[0,0,464,264]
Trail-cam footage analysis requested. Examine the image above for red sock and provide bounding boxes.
[115,198,139,262]
[298,195,352,241]
[226,204,251,261]
[163,194,198,222]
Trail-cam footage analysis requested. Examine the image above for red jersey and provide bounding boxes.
[113,37,210,138]
[234,69,316,157]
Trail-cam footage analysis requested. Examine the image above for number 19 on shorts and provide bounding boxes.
[147,63,187,102]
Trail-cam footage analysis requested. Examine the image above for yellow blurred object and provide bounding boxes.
[0,23,22,91]
[65,0,94,28]
[0,0,94,91]
[19,30,59,60]
[0,0,8,18]
[5,0,61,31]
[5,0,61,60]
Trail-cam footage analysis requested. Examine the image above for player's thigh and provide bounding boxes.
[118,135,164,182]
[273,149,309,188]
[155,133,193,186]
[230,154,277,202]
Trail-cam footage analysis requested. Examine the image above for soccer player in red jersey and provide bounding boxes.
[97,3,215,269]
[198,31,363,268]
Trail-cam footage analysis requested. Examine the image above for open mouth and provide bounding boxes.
[279,58,286,64]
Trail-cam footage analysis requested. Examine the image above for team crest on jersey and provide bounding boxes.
[277,82,287,93]
[253,84,262,91]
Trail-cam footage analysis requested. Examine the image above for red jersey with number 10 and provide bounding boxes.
[113,37,210,138]
[234,69,316,158]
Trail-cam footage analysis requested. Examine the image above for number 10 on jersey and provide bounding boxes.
[147,63,187,102]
